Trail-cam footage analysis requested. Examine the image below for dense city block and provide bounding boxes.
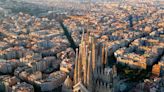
[0,0,164,92]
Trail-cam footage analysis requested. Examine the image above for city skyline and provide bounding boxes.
[0,0,164,92]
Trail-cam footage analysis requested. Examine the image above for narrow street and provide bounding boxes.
[60,22,77,51]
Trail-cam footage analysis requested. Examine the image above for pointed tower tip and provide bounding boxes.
[76,48,79,53]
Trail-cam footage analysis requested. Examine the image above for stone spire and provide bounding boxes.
[87,36,91,49]
[101,44,108,67]
[74,48,79,84]
[97,43,102,67]
[104,46,108,66]
[78,44,82,82]
[101,44,105,66]
[82,42,87,85]
[87,51,92,92]
[91,36,96,71]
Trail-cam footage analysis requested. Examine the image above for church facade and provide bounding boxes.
[73,33,119,92]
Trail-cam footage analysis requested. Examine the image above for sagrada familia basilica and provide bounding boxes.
[71,32,119,92]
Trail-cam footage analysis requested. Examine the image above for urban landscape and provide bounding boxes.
[0,0,164,92]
